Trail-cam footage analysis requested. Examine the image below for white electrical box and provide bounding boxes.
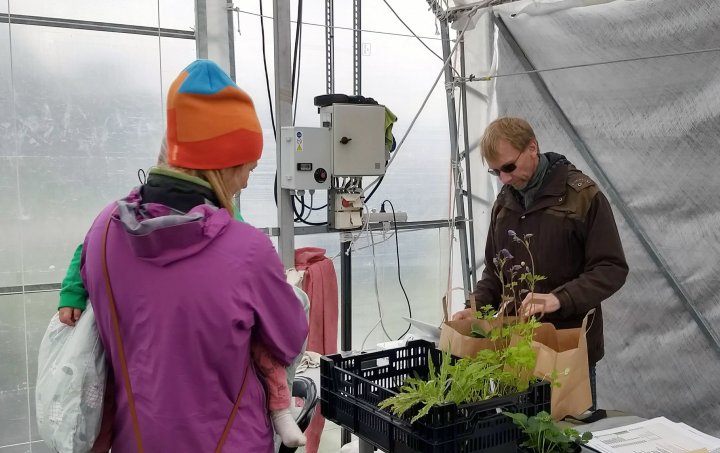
[280,126,332,190]
[329,192,364,230]
[320,104,386,177]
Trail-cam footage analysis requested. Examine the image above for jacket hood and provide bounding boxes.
[114,188,231,266]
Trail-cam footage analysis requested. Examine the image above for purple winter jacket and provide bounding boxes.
[80,190,309,453]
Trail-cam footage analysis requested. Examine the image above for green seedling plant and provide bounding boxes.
[470,305,496,338]
[504,411,592,453]
[377,349,453,423]
[379,230,549,423]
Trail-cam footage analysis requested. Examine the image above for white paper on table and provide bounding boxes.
[586,416,720,453]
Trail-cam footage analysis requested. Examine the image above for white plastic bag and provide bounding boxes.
[36,304,106,453]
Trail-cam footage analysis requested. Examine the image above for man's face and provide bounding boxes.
[486,138,538,190]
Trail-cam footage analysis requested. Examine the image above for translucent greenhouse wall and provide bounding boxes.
[0,1,467,450]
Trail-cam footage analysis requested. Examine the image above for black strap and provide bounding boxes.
[564,409,608,424]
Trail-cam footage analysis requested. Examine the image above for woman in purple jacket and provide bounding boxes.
[79,60,309,452]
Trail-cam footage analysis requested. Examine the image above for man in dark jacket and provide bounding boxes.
[453,117,628,410]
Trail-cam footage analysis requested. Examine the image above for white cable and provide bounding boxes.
[330,231,397,262]
[381,0,443,61]
[444,66,467,310]
[360,228,394,351]
[343,203,371,256]
[371,228,395,341]
[360,318,383,353]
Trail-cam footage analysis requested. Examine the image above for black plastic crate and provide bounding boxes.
[321,339,551,453]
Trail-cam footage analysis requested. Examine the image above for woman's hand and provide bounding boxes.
[58,308,83,326]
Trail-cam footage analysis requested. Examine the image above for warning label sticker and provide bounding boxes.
[296,131,303,152]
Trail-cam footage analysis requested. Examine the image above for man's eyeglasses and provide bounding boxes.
[487,151,522,177]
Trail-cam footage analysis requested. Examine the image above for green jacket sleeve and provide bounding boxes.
[58,244,89,310]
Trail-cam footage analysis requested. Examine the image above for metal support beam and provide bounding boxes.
[341,1,357,446]
[494,15,720,357]
[439,18,473,293]
[340,241,352,353]
[459,37,478,282]
[0,13,195,39]
[194,0,235,78]
[325,0,335,94]
[274,0,296,268]
[353,0,361,96]
[341,236,352,450]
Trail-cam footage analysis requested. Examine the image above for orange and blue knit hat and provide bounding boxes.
[166,60,263,170]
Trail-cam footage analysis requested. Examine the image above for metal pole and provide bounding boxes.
[459,37,477,283]
[340,233,352,447]
[194,0,233,76]
[495,15,720,357]
[274,0,296,268]
[340,241,353,357]
[340,2,361,446]
[353,0,361,96]
[325,0,335,95]
[226,1,236,80]
[439,18,472,293]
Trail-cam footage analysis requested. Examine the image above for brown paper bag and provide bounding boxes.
[439,294,509,358]
[531,310,593,420]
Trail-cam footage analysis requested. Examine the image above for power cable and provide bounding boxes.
[295,192,327,210]
[258,0,275,136]
[291,0,303,125]
[382,200,413,339]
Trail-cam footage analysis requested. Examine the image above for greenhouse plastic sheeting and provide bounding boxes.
[458,0,720,435]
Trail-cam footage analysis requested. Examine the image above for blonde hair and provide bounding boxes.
[157,135,237,214]
[480,117,536,163]
[160,164,237,214]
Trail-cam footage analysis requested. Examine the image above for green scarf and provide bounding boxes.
[517,153,549,209]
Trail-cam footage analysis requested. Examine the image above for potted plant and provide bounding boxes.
[505,411,592,453]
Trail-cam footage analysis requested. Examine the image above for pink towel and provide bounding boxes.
[295,247,338,453]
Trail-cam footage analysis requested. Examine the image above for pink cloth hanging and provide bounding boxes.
[295,247,338,453]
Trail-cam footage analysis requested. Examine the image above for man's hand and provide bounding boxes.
[451,308,475,321]
[58,308,83,326]
[521,292,560,318]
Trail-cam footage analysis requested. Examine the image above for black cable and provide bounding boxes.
[292,195,327,226]
[364,176,384,203]
[271,0,303,207]
[273,172,278,204]
[258,0,275,137]
[295,192,328,210]
[137,168,147,184]
[291,0,303,125]
[302,194,313,221]
[382,199,412,339]
[294,193,305,221]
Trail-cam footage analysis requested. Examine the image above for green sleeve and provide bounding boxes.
[58,244,88,310]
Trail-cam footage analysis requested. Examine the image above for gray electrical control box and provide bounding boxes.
[280,126,332,190]
[320,104,386,177]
